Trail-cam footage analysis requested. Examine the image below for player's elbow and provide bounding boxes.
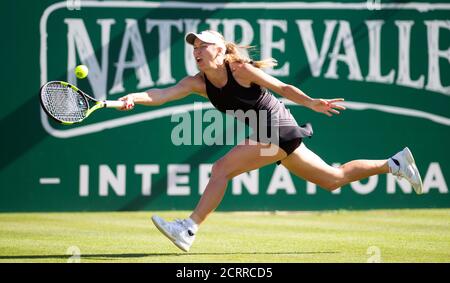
[150,98,165,106]
[146,90,166,106]
[280,84,295,97]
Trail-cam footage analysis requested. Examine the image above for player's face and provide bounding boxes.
[193,38,222,70]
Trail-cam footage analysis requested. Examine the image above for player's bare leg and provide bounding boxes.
[152,140,287,251]
[281,143,422,193]
[190,140,287,224]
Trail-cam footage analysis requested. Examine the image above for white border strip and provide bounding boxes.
[40,1,450,139]
[42,100,450,139]
[283,99,450,126]
[41,1,450,11]
[39,178,61,185]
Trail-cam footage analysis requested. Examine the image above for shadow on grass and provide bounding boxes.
[0,251,339,260]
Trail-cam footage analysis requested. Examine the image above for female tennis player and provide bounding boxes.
[119,30,423,252]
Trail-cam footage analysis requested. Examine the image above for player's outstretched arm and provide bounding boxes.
[235,62,346,117]
[118,74,205,110]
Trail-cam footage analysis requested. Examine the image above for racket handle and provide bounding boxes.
[104,100,125,108]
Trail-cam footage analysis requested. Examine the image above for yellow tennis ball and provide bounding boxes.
[75,65,89,79]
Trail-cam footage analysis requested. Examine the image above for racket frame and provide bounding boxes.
[40,81,124,125]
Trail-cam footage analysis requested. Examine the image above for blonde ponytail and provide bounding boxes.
[201,30,277,69]
[224,42,277,69]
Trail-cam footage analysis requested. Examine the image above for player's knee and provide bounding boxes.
[321,180,341,191]
[317,180,335,191]
[211,159,231,180]
[319,170,345,191]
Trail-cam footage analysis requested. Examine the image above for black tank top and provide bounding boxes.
[204,63,300,128]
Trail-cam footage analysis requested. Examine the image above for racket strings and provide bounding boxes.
[42,83,89,122]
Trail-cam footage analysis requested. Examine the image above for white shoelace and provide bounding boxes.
[162,218,184,235]
[174,218,187,226]
[396,165,417,183]
[170,219,190,233]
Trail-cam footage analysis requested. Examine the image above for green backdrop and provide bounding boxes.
[0,0,449,212]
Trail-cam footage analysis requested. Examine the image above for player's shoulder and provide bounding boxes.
[179,73,207,96]
[230,61,251,70]
[230,61,259,74]
[181,72,203,83]
[178,73,204,87]
[229,61,260,81]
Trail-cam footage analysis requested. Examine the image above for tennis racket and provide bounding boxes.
[40,81,125,125]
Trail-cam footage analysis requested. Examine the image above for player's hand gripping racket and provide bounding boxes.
[40,81,125,125]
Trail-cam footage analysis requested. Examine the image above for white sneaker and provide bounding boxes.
[389,147,423,194]
[151,215,196,252]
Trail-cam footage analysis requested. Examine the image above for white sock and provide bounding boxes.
[388,157,400,174]
[185,218,199,233]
